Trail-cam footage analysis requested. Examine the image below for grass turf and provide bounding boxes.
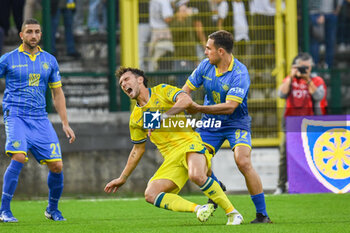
[1,193,349,233]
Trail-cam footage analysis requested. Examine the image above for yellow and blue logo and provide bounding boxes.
[302,119,350,193]
[42,62,49,70]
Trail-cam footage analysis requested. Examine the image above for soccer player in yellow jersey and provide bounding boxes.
[104,67,243,225]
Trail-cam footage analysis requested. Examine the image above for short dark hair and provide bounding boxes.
[208,30,234,54]
[116,67,148,87]
[21,18,41,32]
[292,52,314,66]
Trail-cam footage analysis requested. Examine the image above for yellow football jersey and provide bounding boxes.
[129,84,203,156]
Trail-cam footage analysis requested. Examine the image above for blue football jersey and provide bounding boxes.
[0,45,62,118]
[186,56,251,131]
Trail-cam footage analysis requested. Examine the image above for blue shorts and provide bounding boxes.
[197,127,252,155]
[4,116,62,164]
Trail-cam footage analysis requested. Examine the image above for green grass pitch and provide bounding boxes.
[1,193,350,233]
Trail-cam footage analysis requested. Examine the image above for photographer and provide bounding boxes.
[274,52,328,194]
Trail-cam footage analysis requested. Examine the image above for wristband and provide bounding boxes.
[307,80,311,85]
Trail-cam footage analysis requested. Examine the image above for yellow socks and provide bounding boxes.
[200,177,234,214]
[154,192,197,212]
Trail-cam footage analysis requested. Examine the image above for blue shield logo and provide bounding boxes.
[301,119,350,193]
[143,110,161,129]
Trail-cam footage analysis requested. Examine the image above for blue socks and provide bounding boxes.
[251,192,268,217]
[47,171,64,211]
[1,160,24,211]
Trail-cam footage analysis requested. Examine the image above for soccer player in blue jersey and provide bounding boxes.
[183,30,271,223]
[0,18,76,222]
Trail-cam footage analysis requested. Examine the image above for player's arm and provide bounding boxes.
[104,143,146,193]
[51,87,76,143]
[182,83,193,95]
[190,99,239,115]
[163,92,193,118]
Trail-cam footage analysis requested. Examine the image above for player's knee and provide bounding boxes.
[144,190,157,204]
[236,159,252,174]
[12,153,26,163]
[188,170,207,186]
[48,162,63,173]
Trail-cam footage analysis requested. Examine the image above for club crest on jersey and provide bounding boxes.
[42,62,49,70]
[12,141,21,149]
[301,119,350,193]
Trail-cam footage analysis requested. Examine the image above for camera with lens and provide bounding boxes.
[297,66,308,74]
[295,66,308,79]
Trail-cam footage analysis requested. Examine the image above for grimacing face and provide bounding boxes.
[20,24,42,49]
[119,71,143,99]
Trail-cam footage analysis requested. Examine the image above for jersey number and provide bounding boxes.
[29,73,40,86]
[235,129,248,140]
[50,143,61,155]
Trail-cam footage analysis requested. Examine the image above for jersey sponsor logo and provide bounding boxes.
[29,73,40,86]
[42,62,49,70]
[230,87,245,95]
[11,64,28,69]
[166,87,176,97]
[202,75,212,81]
[301,119,350,193]
[143,110,161,129]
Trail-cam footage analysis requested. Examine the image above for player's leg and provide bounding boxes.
[147,153,215,223]
[234,145,271,223]
[145,179,198,212]
[0,154,25,223]
[187,152,243,225]
[0,116,28,223]
[44,161,65,221]
[29,118,65,221]
[196,130,227,208]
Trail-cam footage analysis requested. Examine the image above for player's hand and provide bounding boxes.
[62,124,76,144]
[104,178,126,193]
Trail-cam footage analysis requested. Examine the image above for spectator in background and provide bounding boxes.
[73,0,89,36]
[249,0,277,70]
[24,0,41,20]
[170,0,198,86]
[148,0,174,71]
[188,0,214,60]
[275,53,327,194]
[88,0,107,35]
[139,0,151,71]
[337,0,350,52]
[309,0,343,69]
[51,0,81,58]
[211,0,229,31]
[0,0,25,36]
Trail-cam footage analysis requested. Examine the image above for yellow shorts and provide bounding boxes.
[149,140,212,194]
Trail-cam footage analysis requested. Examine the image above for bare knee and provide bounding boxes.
[188,170,207,186]
[12,153,26,163]
[47,161,63,173]
[236,158,252,174]
[144,189,159,204]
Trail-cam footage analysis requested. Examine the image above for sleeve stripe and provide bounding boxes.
[186,79,197,90]
[131,138,147,144]
[226,95,243,103]
[49,81,62,88]
[172,90,185,102]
